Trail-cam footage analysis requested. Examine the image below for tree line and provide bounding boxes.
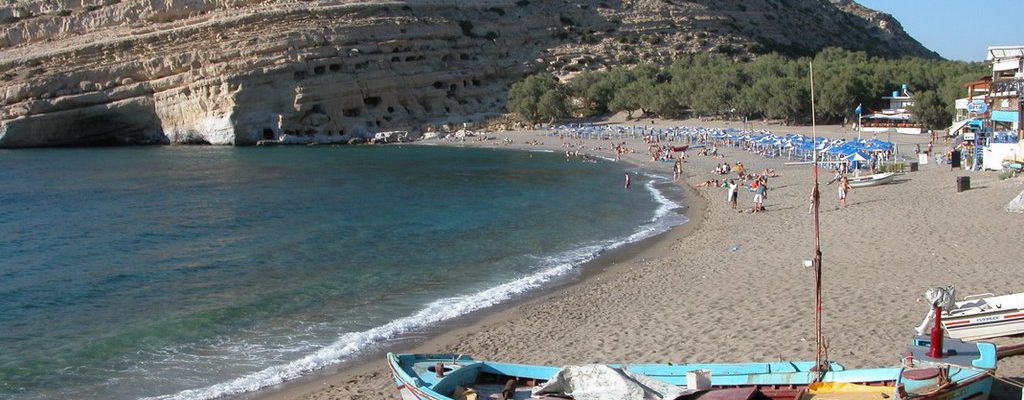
[507,48,987,130]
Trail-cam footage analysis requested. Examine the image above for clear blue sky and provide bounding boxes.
[855,0,1024,61]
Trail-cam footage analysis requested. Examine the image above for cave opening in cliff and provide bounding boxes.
[363,97,382,108]
[449,84,457,92]
[329,64,341,72]
[294,71,306,80]
[391,56,401,62]
[343,107,362,117]
[472,79,481,86]
[432,81,445,89]
[387,106,395,113]
[314,66,326,75]
[263,128,274,140]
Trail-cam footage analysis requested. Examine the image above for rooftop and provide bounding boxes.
[986,45,1024,61]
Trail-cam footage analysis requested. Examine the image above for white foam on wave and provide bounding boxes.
[148,176,687,400]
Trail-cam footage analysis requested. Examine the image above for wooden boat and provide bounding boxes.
[846,173,896,188]
[388,335,996,400]
[917,292,1024,341]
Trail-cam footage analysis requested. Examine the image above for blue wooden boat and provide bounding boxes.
[388,336,995,400]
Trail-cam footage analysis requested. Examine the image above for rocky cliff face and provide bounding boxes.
[0,0,937,147]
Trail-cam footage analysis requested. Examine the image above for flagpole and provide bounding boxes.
[857,113,862,140]
[810,62,826,379]
[856,103,862,141]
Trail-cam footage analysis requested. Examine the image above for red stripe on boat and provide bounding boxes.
[1004,313,1024,319]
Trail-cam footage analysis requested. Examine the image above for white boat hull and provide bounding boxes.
[847,172,895,187]
[944,293,1024,341]
[919,292,1024,341]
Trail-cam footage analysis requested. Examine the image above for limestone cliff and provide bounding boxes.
[0,0,937,147]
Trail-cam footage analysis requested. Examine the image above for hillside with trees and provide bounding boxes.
[508,48,985,129]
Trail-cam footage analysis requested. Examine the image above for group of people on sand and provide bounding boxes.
[703,158,774,213]
[723,175,770,213]
[697,145,722,158]
[649,144,683,162]
[613,142,633,161]
[807,173,853,214]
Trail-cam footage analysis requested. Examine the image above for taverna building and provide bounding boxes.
[860,84,925,135]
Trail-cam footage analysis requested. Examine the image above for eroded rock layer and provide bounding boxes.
[0,0,936,147]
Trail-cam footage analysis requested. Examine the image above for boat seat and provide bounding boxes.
[901,368,941,381]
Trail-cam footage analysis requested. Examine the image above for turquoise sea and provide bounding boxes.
[0,145,685,399]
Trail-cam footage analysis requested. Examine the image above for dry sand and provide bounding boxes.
[255,118,1024,400]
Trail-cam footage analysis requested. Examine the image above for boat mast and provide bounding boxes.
[809,62,826,378]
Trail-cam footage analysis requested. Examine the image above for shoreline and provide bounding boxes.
[246,132,710,400]
[253,119,1024,400]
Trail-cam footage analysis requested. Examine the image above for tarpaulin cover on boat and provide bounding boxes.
[532,365,696,400]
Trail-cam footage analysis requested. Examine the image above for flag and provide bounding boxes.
[855,103,862,115]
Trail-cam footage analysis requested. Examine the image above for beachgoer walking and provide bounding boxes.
[752,178,766,212]
[727,179,738,209]
[838,177,851,207]
[624,172,631,189]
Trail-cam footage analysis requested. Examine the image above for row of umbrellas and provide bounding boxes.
[549,125,896,163]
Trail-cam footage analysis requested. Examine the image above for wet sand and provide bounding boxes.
[256,118,1024,400]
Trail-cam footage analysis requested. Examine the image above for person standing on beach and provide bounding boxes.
[753,177,767,212]
[727,179,738,209]
[838,177,851,207]
[624,172,631,189]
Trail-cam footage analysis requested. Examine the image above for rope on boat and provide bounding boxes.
[997,343,1024,360]
[986,370,1024,390]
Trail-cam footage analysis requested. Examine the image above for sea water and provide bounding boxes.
[0,145,686,399]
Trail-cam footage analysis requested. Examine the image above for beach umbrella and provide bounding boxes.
[844,151,870,162]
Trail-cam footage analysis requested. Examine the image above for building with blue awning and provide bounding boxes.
[986,46,1023,133]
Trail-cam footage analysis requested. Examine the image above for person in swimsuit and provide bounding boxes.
[838,177,850,207]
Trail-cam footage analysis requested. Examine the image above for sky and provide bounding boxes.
[855,0,1024,61]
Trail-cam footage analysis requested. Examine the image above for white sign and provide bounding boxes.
[967,100,987,113]
[964,131,976,141]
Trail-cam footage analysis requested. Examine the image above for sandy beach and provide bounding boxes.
[256,118,1024,400]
